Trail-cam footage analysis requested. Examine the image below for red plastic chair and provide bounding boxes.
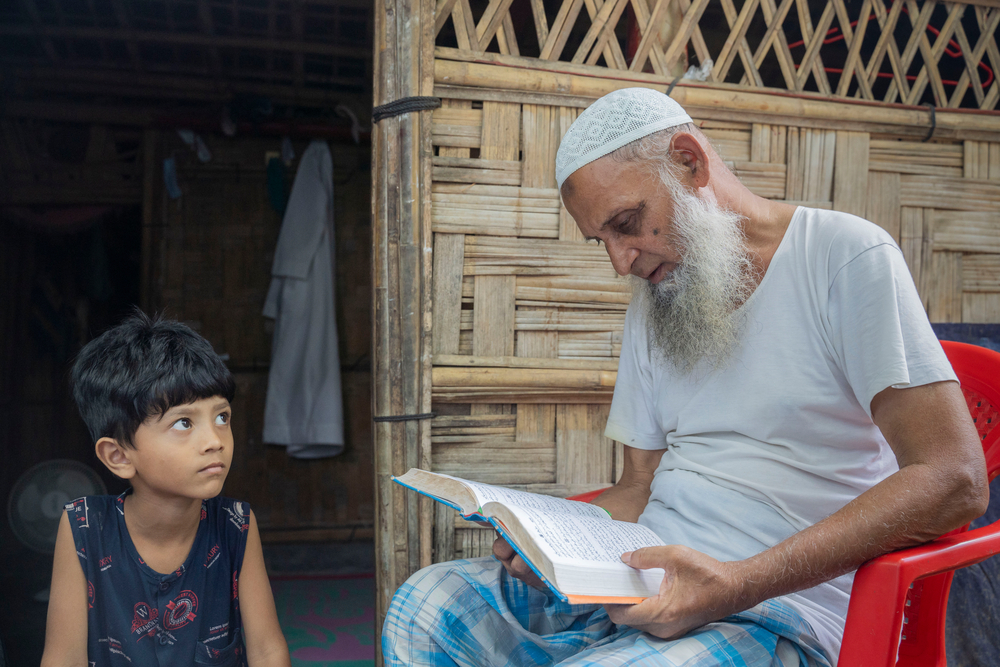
[839,341,1000,666]
[568,340,1000,666]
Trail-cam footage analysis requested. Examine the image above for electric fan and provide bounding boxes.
[7,459,107,554]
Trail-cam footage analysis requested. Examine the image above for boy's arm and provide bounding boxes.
[40,512,89,667]
[239,510,291,667]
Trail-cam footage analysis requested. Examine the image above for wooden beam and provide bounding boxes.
[433,56,1000,140]
[0,182,142,205]
[1,100,153,125]
[8,66,371,110]
[259,526,375,543]
[110,0,144,71]
[196,0,225,77]
[291,0,306,87]
[0,24,372,60]
[17,0,59,64]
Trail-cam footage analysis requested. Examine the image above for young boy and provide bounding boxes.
[42,312,291,667]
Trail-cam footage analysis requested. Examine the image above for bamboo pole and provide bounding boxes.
[372,0,434,659]
[432,57,1000,141]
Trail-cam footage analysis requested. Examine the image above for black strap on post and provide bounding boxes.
[372,96,442,123]
[373,412,436,423]
[666,73,683,98]
[922,103,937,143]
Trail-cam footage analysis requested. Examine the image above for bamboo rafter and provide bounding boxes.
[435,0,1000,111]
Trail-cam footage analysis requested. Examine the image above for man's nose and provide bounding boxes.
[604,239,637,277]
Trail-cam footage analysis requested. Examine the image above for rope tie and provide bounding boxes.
[373,412,436,423]
[373,96,442,123]
[922,103,937,142]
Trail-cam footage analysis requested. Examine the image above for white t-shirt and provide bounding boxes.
[605,207,957,664]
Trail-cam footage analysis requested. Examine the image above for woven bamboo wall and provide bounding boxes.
[427,98,1000,562]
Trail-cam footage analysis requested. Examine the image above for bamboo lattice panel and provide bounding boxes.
[428,97,1000,562]
[434,0,1000,111]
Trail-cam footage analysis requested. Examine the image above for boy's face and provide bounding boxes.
[127,396,234,501]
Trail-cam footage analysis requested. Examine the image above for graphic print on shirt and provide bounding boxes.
[66,497,91,528]
[97,636,131,662]
[163,590,199,630]
[203,621,231,647]
[204,543,221,569]
[99,555,113,572]
[88,580,95,609]
[223,501,249,532]
[130,602,159,641]
[232,570,240,610]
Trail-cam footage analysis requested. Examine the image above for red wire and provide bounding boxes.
[784,1,994,90]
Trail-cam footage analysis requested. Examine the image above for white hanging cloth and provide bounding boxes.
[262,140,344,458]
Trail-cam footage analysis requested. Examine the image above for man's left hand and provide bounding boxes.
[604,546,743,639]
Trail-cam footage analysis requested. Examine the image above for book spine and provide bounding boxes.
[390,477,489,522]
[391,477,466,515]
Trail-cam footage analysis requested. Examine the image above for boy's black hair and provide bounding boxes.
[71,309,236,448]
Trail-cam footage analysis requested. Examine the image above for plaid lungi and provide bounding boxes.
[383,557,833,667]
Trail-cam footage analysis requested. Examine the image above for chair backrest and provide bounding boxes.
[889,340,1000,667]
[941,340,1000,481]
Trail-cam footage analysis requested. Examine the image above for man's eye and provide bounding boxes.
[171,418,192,431]
[216,413,230,426]
[615,217,637,235]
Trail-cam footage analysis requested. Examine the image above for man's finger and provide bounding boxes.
[493,535,515,561]
[509,555,533,579]
[621,546,671,569]
[605,598,653,626]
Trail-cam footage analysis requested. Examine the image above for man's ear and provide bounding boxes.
[669,132,710,189]
[95,437,136,480]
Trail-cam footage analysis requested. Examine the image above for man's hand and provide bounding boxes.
[604,546,741,639]
[492,535,547,590]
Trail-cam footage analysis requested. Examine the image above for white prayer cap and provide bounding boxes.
[556,87,693,190]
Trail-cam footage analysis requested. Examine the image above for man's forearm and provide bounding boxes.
[727,460,986,610]
[592,476,653,522]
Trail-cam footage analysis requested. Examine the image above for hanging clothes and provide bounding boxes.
[262,140,344,458]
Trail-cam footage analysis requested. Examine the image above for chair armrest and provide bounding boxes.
[567,489,607,504]
[861,522,1000,582]
[840,522,1000,666]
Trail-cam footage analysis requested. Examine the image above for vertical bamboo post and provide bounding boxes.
[371,0,435,660]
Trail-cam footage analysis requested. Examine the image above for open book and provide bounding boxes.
[392,468,666,604]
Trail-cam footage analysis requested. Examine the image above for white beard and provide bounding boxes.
[631,187,757,373]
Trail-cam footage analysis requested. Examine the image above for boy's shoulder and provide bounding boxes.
[64,493,124,529]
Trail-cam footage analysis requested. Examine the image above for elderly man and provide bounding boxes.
[381,88,988,666]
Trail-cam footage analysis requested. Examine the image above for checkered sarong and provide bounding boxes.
[383,557,833,667]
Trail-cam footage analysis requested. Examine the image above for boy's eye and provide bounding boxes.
[171,418,193,431]
[215,413,230,426]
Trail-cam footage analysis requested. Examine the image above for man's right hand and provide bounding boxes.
[492,535,547,590]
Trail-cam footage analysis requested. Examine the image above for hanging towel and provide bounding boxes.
[262,140,344,458]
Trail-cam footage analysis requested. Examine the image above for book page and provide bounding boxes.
[464,479,609,519]
[392,468,610,521]
[502,505,665,564]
